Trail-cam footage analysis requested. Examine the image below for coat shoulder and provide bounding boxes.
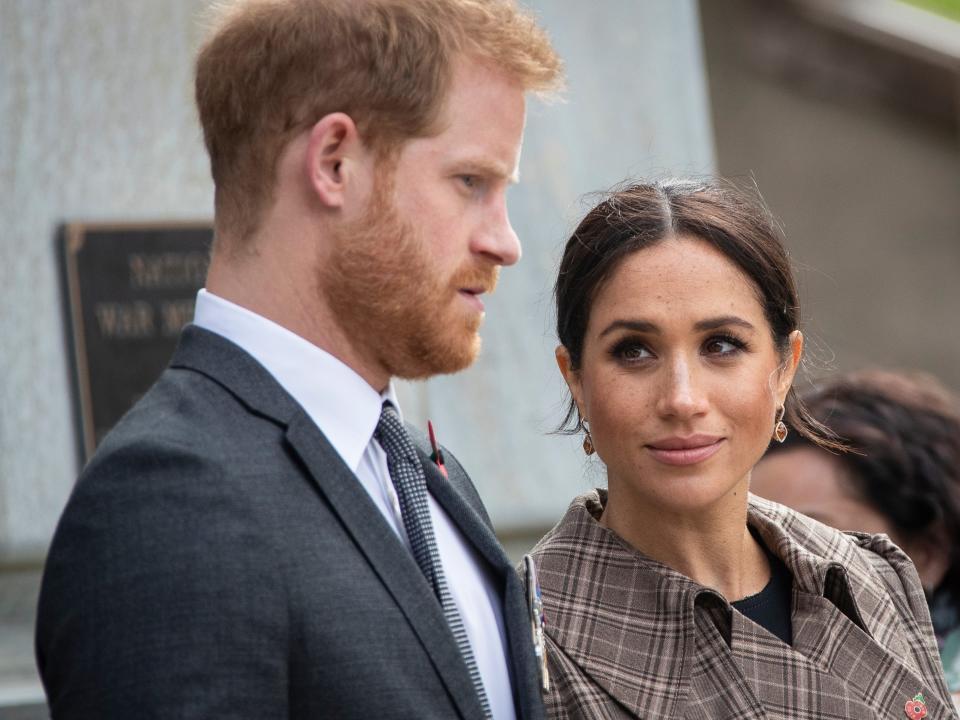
[749,494,922,597]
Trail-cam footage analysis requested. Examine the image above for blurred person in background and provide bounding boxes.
[753,369,960,695]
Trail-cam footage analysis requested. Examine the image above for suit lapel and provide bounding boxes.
[420,452,509,574]
[284,411,486,720]
[418,447,545,720]
[172,328,484,720]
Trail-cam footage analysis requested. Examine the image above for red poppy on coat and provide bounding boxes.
[905,693,928,719]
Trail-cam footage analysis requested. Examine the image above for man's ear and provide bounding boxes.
[775,330,804,403]
[304,112,367,209]
[556,345,585,417]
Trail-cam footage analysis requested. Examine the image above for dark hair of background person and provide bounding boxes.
[766,369,960,597]
[553,178,844,451]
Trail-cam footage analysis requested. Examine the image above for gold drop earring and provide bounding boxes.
[582,419,595,455]
[773,405,788,443]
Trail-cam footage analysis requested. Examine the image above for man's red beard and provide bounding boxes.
[321,177,498,380]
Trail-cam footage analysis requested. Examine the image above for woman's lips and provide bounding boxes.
[646,438,725,466]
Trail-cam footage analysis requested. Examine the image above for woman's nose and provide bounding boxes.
[656,356,709,419]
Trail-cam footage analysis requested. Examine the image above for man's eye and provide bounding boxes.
[459,175,477,188]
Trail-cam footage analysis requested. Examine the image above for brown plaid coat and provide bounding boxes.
[527,491,957,719]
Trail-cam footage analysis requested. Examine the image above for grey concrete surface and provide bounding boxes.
[0,705,48,720]
[0,570,45,715]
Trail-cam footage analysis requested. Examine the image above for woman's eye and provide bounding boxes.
[614,342,652,362]
[704,336,743,356]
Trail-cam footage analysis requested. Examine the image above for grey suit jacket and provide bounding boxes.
[36,326,544,720]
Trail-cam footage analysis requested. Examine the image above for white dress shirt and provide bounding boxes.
[193,289,516,719]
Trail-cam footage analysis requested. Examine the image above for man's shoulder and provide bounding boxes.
[98,364,262,454]
[72,360,291,515]
[102,324,303,456]
[46,363,298,597]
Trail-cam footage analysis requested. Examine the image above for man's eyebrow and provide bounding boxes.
[452,158,519,184]
[598,315,756,338]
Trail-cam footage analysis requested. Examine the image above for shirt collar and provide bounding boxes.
[192,289,398,473]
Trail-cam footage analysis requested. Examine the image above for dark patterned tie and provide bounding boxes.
[374,402,492,719]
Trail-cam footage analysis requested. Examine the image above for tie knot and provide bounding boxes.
[375,402,413,460]
[376,400,402,433]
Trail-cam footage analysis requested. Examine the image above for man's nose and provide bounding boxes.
[471,199,521,266]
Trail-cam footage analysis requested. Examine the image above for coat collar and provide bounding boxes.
[530,490,925,718]
[531,490,703,718]
[746,495,903,652]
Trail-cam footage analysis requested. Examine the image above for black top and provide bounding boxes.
[732,543,793,645]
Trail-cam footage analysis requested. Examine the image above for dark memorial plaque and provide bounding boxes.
[61,223,213,461]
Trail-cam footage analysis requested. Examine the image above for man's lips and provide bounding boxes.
[646,436,725,466]
[458,288,486,312]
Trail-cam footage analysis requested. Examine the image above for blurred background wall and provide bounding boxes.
[0,0,714,713]
[699,0,960,392]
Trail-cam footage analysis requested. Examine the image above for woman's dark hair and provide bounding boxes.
[766,369,960,594]
[554,178,842,450]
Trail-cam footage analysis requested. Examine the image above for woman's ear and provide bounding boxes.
[556,345,585,417]
[304,112,368,209]
[775,330,804,403]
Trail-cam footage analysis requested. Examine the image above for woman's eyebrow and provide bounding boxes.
[599,315,756,338]
[693,316,756,332]
[599,319,658,337]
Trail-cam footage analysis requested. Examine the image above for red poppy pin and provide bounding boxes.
[905,692,928,719]
[427,420,448,479]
